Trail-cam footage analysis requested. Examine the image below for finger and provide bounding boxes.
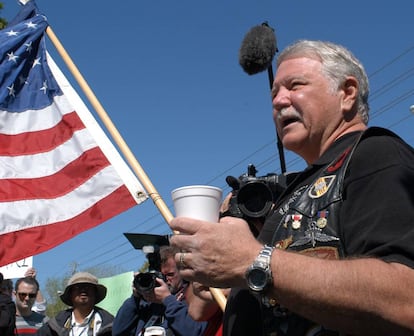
[169,231,197,251]
[220,192,233,213]
[154,277,163,284]
[170,217,204,234]
[219,215,250,228]
[177,267,196,282]
[176,251,190,269]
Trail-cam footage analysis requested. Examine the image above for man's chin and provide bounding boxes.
[280,129,307,149]
[78,297,91,304]
[282,137,303,151]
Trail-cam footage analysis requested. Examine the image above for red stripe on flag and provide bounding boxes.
[0,147,111,201]
[0,184,136,266]
[0,111,84,156]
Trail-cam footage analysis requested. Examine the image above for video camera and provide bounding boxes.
[225,164,289,220]
[124,233,170,293]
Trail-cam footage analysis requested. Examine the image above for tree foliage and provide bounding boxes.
[0,2,7,29]
[44,276,67,316]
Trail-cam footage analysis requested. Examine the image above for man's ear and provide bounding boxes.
[341,76,358,118]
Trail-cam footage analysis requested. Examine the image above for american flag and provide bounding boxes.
[0,1,147,266]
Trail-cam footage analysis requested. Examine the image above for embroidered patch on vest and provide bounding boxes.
[275,236,293,250]
[326,147,351,173]
[308,176,336,198]
[298,246,340,260]
[290,227,339,248]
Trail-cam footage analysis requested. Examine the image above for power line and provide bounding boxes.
[73,43,414,272]
[371,89,414,120]
[370,67,414,101]
[368,45,414,78]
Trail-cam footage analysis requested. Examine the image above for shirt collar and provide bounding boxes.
[309,131,362,168]
[71,309,94,327]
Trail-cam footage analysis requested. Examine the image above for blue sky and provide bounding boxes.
[2,1,414,289]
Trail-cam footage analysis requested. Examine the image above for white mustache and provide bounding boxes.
[276,108,302,124]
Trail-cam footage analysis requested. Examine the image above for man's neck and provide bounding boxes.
[16,307,32,317]
[73,307,94,323]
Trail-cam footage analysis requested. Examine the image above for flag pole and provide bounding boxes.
[45,26,227,312]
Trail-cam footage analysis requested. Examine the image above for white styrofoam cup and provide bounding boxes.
[171,185,223,222]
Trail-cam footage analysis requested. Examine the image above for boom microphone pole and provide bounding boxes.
[239,22,286,173]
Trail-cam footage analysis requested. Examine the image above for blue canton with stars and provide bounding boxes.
[0,0,62,113]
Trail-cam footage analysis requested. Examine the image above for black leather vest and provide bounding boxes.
[271,127,398,259]
[263,127,399,336]
[271,144,357,259]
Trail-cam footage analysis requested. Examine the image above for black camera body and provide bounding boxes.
[133,245,166,293]
[225,164,288,220]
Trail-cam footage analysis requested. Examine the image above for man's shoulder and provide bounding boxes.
[49,309,72,326]
[16,312,46,323]
[55,308,72,318]
[94,306,114,322]
[355,127,414,164]
[343,126,414,185]
[33,311,49,324]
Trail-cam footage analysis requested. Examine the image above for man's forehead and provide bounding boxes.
[277,56,322,73]
[17,282,36,289]
[162,258,177,269]
[275,57,322,82]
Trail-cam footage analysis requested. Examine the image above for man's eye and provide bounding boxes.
[290,81,304,89]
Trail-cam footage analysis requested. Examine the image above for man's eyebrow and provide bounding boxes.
[272,74,308,95]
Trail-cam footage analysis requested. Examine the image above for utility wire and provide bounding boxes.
[71,44,414,272]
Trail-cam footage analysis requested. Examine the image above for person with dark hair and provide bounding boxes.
[170,39,414,335]
[14,276,47,336]
[0,272,15,336]
[23,268,47,316]
[0,276,13,298]
[36,272,113,336]
[113,245,207,336]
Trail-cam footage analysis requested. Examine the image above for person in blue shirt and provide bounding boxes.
[112,246,207,336]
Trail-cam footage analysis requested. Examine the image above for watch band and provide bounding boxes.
[255,244,274,266]
[246,244,275,293]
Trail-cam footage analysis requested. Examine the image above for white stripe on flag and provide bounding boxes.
[0,165,127,233]
[0,128,95,178]
[47,54,146,204]
[0,95,73,134]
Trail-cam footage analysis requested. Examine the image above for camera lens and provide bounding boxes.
[237,182,273,218]
[134,273,156,292]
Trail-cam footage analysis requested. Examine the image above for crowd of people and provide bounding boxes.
[0,254,213,336]
[1,39,414,336]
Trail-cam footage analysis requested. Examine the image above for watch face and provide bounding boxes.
[248,268,268,291]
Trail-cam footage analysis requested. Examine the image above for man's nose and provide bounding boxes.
[272,87,291,111]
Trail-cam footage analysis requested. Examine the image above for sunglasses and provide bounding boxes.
[17,292,37,300]
[72,284,95,292]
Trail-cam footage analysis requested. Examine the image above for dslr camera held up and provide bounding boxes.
[133,245,166,293]
[225,164,289,220]
[123,233,170,294]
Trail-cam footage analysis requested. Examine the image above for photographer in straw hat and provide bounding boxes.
[37,272,113,336]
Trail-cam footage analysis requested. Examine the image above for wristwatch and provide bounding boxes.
[245,244,274,293]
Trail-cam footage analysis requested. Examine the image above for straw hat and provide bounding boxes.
[60,272,107,306]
